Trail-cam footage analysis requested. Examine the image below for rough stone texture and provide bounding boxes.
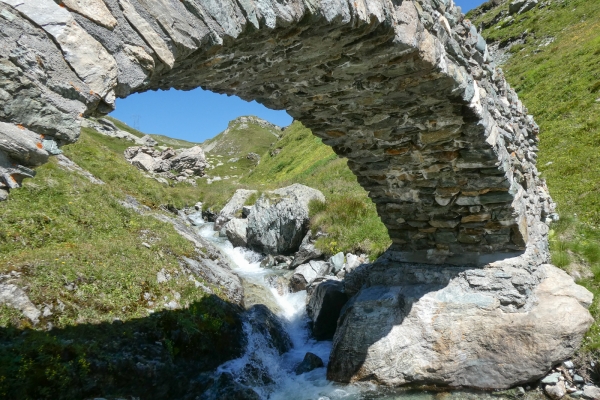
[56,154,105,184]
[290,260,332,292]
[62,0,118,29]
[544,381,567,400]
[0,0,556,267]
[291,231,323,268]
[180,256,243,306]
[307,279,348,340]
[215,188,257,230]
[583,385,600,400]
[82,118,150,145]
[0,283,41,324]
[169,146,207,174]
[328,262,593,389]
[247,184,325,255]
[124,145,207,180]
[0,0,587,390]
[509,0,538,15]
[224,218,248,248]
[246,304,292,355]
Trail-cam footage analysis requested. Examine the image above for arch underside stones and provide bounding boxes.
[0,0,554,266]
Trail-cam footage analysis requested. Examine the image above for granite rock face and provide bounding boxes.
[328,260,593,389]
[247,184,325,255]
[224,218,248,248]
[0,0,555,266]
[214,189,257,230]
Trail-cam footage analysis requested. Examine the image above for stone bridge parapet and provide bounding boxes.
[0,0,555,265]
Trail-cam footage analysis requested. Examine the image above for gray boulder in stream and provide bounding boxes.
[215,189,257,230]
[224,218,248,248]
[247,304,292,355]
[247,184,325,255]
[290,261,332,292]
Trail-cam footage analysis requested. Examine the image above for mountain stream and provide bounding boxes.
[195,222,540,400]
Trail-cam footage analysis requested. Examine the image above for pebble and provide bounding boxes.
[563,360,574,369]
[583,385,600,399]
[542,372,561,384]
[574,374,585,383]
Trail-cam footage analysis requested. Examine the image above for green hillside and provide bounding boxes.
[201,116,283,179]
[470,0,600,351]
[0,126,244,397]
[150,134,201,149]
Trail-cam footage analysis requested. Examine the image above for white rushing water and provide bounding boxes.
[195,222,520,400]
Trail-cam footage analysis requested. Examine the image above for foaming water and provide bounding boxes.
[195,222,524,400]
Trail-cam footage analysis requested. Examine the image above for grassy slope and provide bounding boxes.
[0,127,246,397]
[469,0,600,351]
[150,134,201,148]
[202,117,282,179]
[243,122,391,258]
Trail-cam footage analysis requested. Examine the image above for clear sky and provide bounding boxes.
[109,0,485,143]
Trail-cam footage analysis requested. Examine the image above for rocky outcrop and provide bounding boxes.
[0,0,556,266]
[328,262,593,389]
[214,189,257,230]
[124,145,207,181]
[82,118,156,146]
[509,0,538,15]
[247,184,325,255]
[290,261,332,292]
[246,304,292,355]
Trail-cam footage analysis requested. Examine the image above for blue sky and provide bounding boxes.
[110,0,485,143]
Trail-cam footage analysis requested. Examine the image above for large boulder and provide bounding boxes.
[246,304,292,355]
[246,184,325,255]
[124,145,207,179]
[295,352,324,375]
[290,260,332,292]
[224,218,248,248]
[129,151,156,172]
[328,263,594,389]
[215,189,257,230]
[307,279,348,340]
[169,146,207,175]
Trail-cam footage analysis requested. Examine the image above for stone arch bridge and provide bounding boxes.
[0,0,554,266]
[0,0,594,390]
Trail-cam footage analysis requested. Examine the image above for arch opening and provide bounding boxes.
[0,0,555,266]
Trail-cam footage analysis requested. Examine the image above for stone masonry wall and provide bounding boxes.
[0,0,555,265]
